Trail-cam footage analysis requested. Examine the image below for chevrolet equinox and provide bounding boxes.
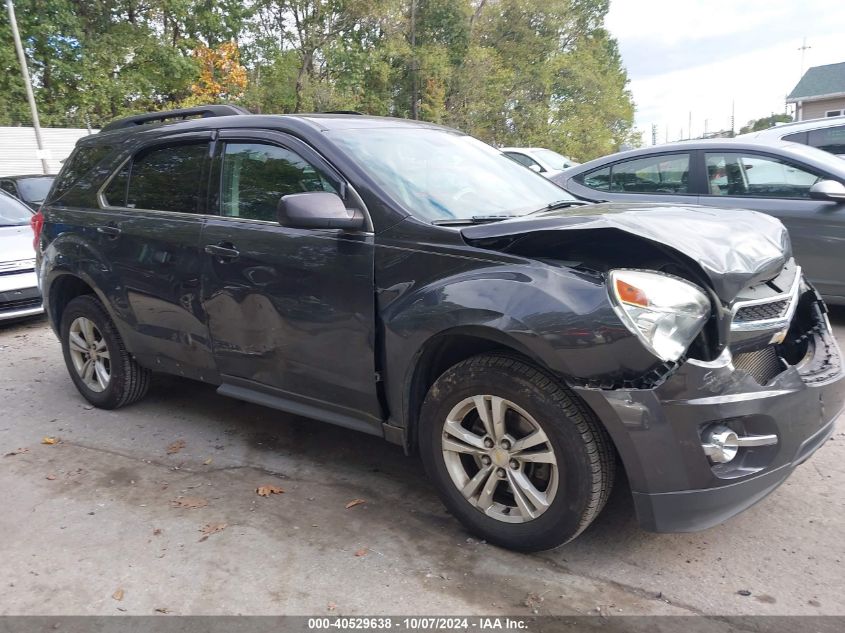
[34,106,844,551]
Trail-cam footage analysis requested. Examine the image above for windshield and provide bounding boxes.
[0,192,34,226]
[328,127,576,222]
[16,176,54,203]
[534,149,575,170]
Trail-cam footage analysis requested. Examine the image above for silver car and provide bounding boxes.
[0,190,43,321]
[552,139,845,305]
[501,147,579,179]
[739,115,845,158]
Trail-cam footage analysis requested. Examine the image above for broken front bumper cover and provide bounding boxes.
[574,314,844,533]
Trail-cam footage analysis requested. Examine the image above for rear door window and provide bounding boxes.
[575,155,690,194]
[609,154,690,194]
[104,142,208,213]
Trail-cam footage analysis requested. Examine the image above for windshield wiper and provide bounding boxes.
[530,199,590,213]
[432,215,518,226]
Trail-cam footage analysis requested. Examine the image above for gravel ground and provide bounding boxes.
[0,308,842,616]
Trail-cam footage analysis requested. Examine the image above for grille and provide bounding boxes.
[0,297,41,313]
[733,346,783,385]
[734,300,788,322]
[0,259,35,276]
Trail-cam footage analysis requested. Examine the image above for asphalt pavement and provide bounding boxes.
[0,309,843,616]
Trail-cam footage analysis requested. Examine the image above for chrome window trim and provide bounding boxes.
[730,265,802,332]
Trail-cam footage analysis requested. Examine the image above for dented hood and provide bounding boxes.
[461,202,790,303]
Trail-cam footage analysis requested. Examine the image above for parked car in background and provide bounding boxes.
[501,147,579,179]
[553,139,845,305]
[0,174,56,210]
[739,115,845,158]
[34,107,843,550]
[0,190,43,321]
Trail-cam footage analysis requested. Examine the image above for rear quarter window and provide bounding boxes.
[50,143,113,204]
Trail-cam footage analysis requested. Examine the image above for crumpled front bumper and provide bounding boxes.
[574,310,844,533]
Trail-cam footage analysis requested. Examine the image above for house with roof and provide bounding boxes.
[787,61,845,121]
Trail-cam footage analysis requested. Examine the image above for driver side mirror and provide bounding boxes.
[809,180,845,202]
[529,164,543,173]
[277,192,366,230]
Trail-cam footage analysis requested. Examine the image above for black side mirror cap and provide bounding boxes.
[277,192,366,230]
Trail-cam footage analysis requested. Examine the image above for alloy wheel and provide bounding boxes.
[68,316,111,393]
[441,395,559,523]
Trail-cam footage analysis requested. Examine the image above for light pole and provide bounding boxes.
[6,0,50,175]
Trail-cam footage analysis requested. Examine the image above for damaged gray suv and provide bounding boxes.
[35,107,844,551]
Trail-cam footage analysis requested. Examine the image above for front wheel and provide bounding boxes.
[419,353,614,551]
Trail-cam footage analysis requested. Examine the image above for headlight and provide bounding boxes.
[608,269,711,362]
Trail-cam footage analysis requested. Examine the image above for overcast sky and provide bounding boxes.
[605,0,845,144]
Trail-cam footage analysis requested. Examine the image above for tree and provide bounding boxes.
[740,113,793,135]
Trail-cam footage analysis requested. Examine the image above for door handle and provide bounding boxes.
[204,243,240,260]
[97,224,121,237]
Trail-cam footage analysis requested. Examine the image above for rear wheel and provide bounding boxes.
[60,295,151,409]
[419,353,614,551]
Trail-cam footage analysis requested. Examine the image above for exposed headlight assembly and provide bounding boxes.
[608,269,711,362]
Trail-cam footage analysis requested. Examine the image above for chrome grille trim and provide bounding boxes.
[0,259,36,275]
[730,266,802,333]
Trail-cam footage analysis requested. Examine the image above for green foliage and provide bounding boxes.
[740,113,793,135]
[1,0,635,160]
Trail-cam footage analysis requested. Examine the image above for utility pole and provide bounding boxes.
[730,100,736,137]
[6,0,49,175]
[409,0,419,120]
[651,124,657,146]
[688,111,692,139]
[798,37,811,79]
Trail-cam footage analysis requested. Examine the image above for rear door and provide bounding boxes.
[199,129,382,430]
[97,132,217,378]
[697,150,845,300]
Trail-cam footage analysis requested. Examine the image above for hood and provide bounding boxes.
[0,225,36,263]
[461,202,790,303]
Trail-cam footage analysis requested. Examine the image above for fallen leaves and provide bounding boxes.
[202,457,213,465]
[170,496,208,509]
[256,484,285,497]
[4,447,29,457]
[345,498,366,509]
[41,436,59,445]
[354,548,368,557]
[45,474,57,481]
[198,522,228,542]
[154,607,170,614]
[327,602,337,612]
[166,440,186,454]
[112,588,124,601]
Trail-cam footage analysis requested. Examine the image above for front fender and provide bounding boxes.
[379,259,659,432]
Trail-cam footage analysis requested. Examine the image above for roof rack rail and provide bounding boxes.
[100,104,250,133]
[322,110,364,115]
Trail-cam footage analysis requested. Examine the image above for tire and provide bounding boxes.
[60,295,151,409]
[419,353,614,551]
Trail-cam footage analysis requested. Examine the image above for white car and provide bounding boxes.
[0,190,43,321]
[739,115,845,158]
[500,147,580,179]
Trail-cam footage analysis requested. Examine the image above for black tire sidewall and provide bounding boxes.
[60,296,128,409]
[419,357,599,551]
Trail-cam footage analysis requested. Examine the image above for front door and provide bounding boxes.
[699,150,845,301]
[200,130,382,429]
